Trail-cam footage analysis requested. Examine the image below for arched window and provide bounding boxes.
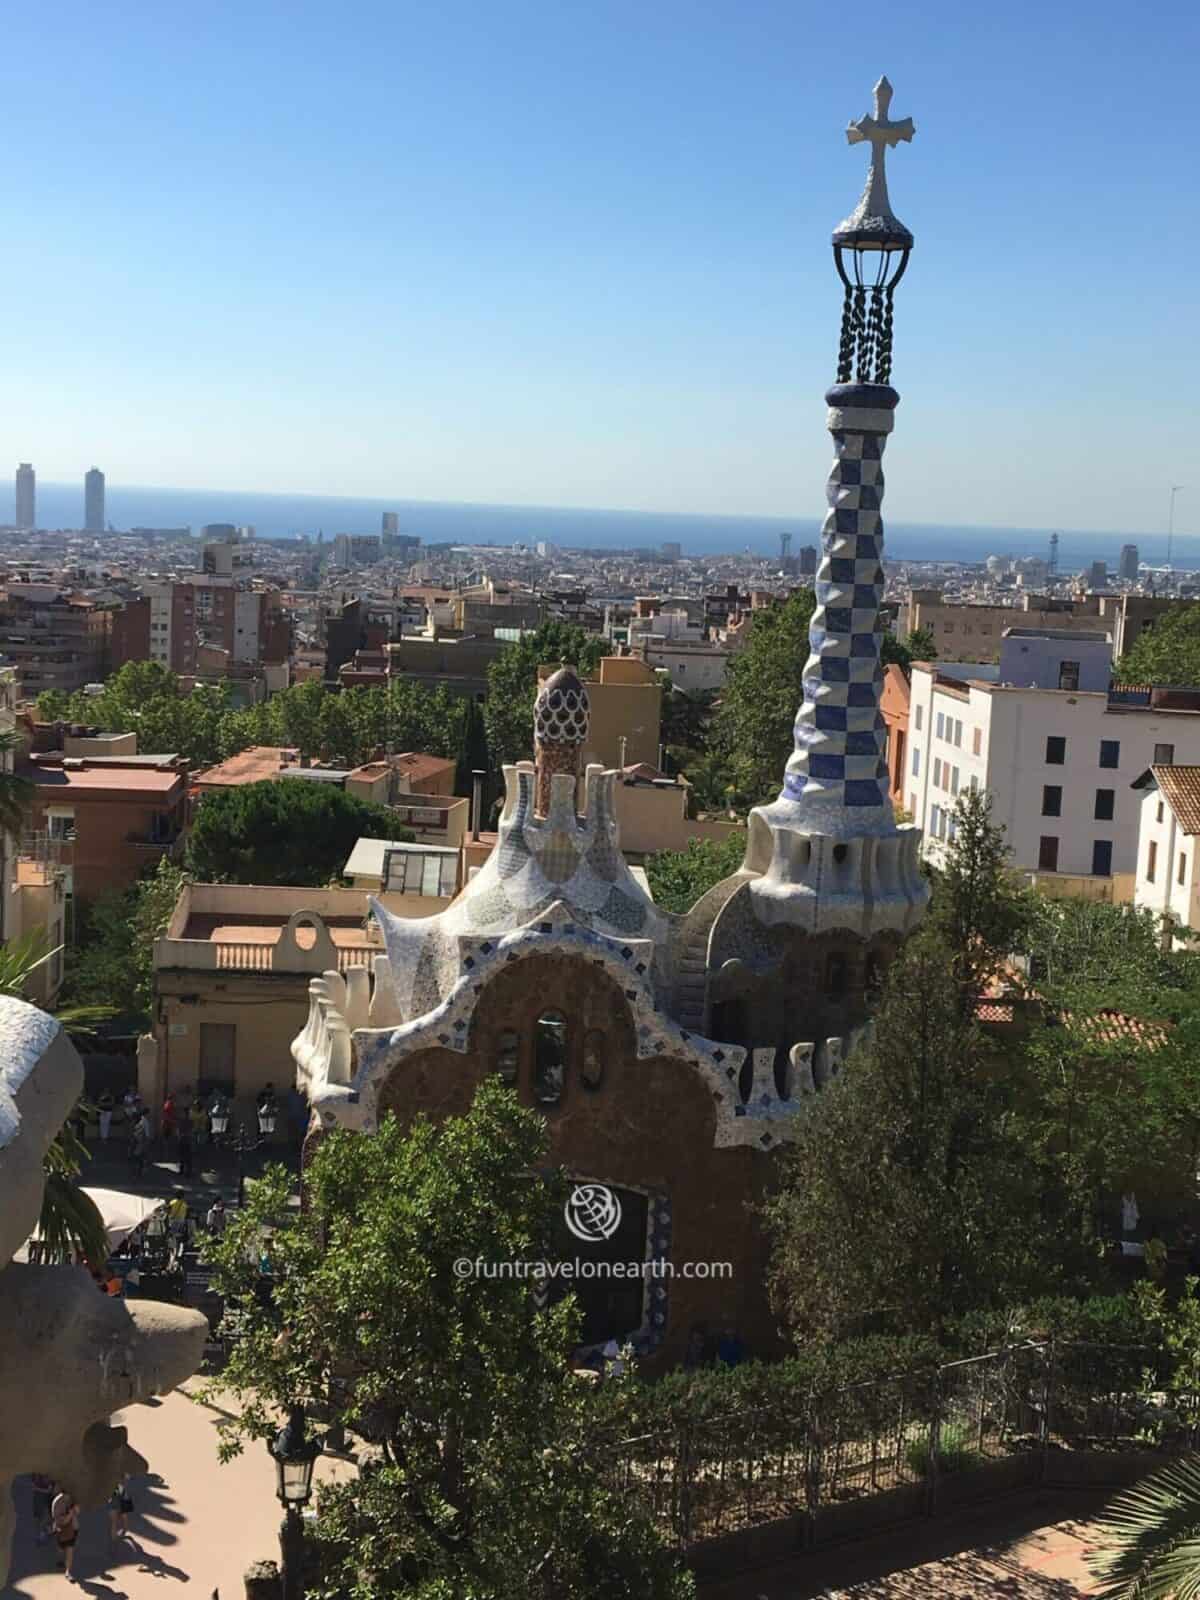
[534,1011,567,1106]
[825,952,848,998]
[582,1030,605,1091]
[495,1029,519,1087]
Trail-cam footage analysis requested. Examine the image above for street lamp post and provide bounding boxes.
[209,1103,275,1206]
[269,1406,324,1600]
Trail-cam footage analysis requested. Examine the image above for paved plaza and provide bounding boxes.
[3,1383,350,1600]
[698,1488,1119,1598]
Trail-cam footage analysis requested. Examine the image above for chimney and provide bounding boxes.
[471,769,485,841]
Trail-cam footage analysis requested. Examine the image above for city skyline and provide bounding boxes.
[0,3,1197,538]
[7,471,1196,562]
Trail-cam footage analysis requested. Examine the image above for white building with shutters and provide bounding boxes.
[901,667,1200,886]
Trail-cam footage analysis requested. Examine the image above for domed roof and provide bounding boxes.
[535,663,589,745]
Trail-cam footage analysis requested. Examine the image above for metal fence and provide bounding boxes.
[602,1342,1200,1555]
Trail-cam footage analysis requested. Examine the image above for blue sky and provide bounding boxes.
[1,0,1196,536]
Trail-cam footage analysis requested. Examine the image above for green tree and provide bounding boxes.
[882,624,937,676]
[1116,603,1200,686]
[926,787,1034,1015]
[63,858,189,1025]
[455,694,490,803]
[186,779,404,885]
[1016,898,1200,1252]
[203,1081,691,1600]
[711,590,815,805]
[764,926,1044,1343]
[484,623,605,766]
[660,687,716,753]
[645,833,747,914]
[277,678,328,759]
[317,691,362,767]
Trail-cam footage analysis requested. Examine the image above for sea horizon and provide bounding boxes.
[18,480,1200,572]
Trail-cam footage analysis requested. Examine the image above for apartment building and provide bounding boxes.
[903,589,1182,664]
[1131,766,1200,934]
[27,748,188,902]
[139,565,289,676]
[904,666,1200,889]
[0,585,112,697]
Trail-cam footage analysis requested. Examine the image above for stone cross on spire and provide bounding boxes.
[835,76,915,248]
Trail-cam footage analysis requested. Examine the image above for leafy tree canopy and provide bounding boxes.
[1115,603,1200,686]
[186,779,405,885]
[711,589,815,806]
[36,667,470,773]
[645,832,747,915]
[484,623,605,767]
[203,1080,691,1600]
[63,857,189,1026]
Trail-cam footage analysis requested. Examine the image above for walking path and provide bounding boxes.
[697,1487,1118,1598]
[3,1383,352,1600]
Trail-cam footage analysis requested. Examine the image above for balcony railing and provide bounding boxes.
[126,829,185,857]
[212,940,378,974]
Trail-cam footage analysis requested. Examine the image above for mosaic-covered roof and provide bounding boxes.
[371,762,669,1022]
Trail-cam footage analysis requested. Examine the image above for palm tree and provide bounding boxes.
[1089,1454,1200,1598]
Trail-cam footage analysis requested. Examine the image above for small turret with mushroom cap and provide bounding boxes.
[534,662,590,817]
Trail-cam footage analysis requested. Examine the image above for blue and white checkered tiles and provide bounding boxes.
[781,384,897,813]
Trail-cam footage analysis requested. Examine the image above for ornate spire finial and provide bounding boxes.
[834,75,915,250]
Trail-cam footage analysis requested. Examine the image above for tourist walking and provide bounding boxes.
[96,1089,114,1143]
[109,1475,133,1542]
[161,1093,178,1152]
[206,1197,227,1237]
[189,1093,207,1147]
[51,1489,80,1581]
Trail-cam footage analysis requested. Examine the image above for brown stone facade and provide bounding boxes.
[373,951,782,1372]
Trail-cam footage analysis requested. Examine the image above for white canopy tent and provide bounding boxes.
[79,1188,167,1252]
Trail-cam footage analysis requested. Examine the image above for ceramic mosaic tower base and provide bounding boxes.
[779,381,897,834]
[744,381,928,933]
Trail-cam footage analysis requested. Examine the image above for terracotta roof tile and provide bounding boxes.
[1152,765,1200,836]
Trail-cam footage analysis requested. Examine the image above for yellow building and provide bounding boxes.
[145,878,452,1125]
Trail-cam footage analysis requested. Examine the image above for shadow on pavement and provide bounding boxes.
[696,1487,1114,1598]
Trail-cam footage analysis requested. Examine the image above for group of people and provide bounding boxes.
[29,1474,134,1581]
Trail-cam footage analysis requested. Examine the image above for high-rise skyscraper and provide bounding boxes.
[381,511,399,537]
[1119,543,1139,581]
[84,467,105,533]
[14,463,34,532]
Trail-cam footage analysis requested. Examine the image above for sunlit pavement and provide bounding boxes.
[3,1382,352,1600]
[698,1488,1117,1598]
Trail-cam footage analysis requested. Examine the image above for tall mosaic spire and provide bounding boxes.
[745,77,927,932]
[778,75,914,838]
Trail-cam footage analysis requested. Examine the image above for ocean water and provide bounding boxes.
[25,481,1200,571]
